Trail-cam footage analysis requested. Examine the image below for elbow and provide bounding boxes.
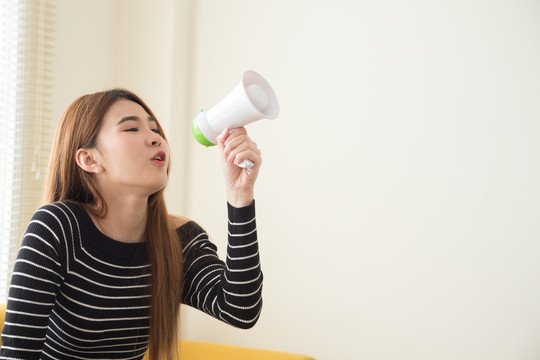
[229,298,263,329]
[238,322,257,330]
[236,310,262,330]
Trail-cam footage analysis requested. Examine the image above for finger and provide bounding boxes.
[224,134,255,156]
[226,140,251,163]
[225,137,261,163]
[217,128,230,148]
[224,135,249,154]
[217,128,233,162]
[224,131,258,151]
[233,148,262,168]
[224,127,248,145]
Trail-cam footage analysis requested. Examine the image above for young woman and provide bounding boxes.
[0,89,263,360]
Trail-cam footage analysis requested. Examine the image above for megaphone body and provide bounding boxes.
[192,70,279,167]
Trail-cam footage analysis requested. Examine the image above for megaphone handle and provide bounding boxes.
[237,159,254,169]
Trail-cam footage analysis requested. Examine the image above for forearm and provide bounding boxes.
[220,201,263,327]
[181,201,263,328]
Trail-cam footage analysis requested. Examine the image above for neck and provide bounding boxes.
[90,193,148,244]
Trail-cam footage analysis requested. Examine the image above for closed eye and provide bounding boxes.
[124,127,162,135]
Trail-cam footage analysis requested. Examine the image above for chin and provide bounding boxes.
[149,179,168,195]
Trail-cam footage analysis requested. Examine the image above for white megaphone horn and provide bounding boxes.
[192,70,280,168]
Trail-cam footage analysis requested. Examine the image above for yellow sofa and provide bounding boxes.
[142,340,315,360]
[0,303,314,359]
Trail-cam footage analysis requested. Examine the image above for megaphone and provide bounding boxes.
[192,70,279,168]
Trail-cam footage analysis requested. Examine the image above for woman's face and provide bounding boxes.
[91,99,170,197]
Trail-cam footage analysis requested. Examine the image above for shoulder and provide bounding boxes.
[168,214,191,229]
[168,214,206,236]
[31,201,81,223]
[23,201,82,253]
[27,201,87,241]
[169,215,209,248]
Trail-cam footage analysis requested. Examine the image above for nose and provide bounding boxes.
[148,131,162,147]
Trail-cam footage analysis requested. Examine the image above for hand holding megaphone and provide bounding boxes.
[192,70,280,168]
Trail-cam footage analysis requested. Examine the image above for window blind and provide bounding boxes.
[0,0,55,301]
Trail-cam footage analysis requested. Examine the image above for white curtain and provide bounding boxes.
[0,0,55,301]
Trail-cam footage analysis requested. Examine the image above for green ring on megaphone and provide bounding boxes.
[192,120,216,147]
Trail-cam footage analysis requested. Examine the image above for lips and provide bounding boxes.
[151,151,166,165]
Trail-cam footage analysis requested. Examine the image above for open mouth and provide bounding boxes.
[151,151,166,165]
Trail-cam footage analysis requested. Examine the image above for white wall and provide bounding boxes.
[183,1,540,360]
[51,1,540,360]
[52,0,118,123]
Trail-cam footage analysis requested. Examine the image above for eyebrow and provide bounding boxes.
[117,115,157,125]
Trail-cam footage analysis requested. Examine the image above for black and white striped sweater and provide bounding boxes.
[0,200,262,359]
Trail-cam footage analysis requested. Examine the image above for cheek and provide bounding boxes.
[98,138,138,168]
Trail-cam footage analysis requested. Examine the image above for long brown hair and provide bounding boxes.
[43,89,182,359]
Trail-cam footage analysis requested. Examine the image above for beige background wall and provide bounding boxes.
[51,1,540,360]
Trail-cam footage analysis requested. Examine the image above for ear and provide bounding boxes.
[76,148,104,174]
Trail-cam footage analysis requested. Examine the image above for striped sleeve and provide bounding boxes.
[1,205,67,359]
[180,200,263,329]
